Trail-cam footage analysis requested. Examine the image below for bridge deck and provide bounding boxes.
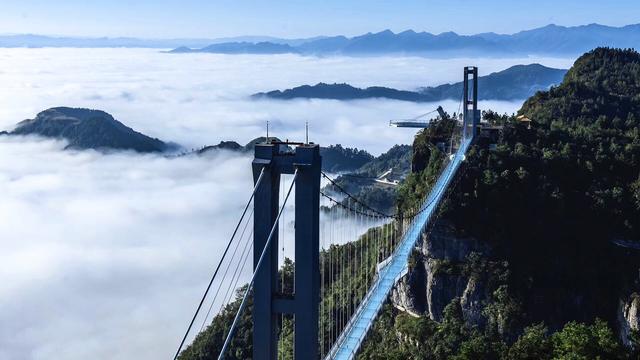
[327,138,472,360]
[389,121,430,128]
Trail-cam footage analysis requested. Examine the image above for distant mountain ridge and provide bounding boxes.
[171,23,640,56]
[0,34,326,49]
[171,41,296,54]
[4,23,640,55]
[254,64,567,102]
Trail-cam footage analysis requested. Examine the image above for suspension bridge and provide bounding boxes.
[173,67,480,360]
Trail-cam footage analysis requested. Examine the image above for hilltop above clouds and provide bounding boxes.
[5,107,168,152]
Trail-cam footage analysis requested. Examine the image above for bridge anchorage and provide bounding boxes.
[174,66,479,360]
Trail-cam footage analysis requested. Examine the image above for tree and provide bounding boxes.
[551,319,625,360]
[452,331,506,360]
[508,324,553,360]
[630,329,640,358]
[632,176,640,210]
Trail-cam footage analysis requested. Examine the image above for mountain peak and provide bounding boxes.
[564,47,640,87]
[437,31,459,37]
[522,47,640,125]
[376,29,395,35]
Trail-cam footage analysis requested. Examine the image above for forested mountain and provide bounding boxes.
[319,144,374,173]
[197,139,401,178]
[325,144,413,215]
[175,48,640,360]
[254,83,427,102]
[253,64,567,102]
[378,47,640,358]
[5,107,168,152]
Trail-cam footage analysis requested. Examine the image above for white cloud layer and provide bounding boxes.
[0,49,576,359]
[0,136,256,360]
[0,49,575,154]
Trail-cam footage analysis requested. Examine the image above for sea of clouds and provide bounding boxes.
[0,48,576,154]
[0,48,576,359]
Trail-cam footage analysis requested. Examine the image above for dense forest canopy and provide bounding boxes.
[380,47,640,359]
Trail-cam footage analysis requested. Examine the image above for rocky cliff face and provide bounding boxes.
[618,270,640,347]
[619,294,640,346]
[391,222,492,328]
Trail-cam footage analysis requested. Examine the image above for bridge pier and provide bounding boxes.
[252,142,321,360]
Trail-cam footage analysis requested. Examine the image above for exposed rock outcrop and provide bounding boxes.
[619,293,640,346]
[618,268,640,348]
[391,222,492,328]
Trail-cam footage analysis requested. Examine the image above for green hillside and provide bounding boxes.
[363,47,640,359]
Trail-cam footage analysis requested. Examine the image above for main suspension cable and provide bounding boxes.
[173,168,265,360]
[218,169,298,360]
[321,172,393,219]
[321,171,447,221]
[199,207,254,332]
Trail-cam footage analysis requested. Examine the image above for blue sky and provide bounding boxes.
[1,0,638,38]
